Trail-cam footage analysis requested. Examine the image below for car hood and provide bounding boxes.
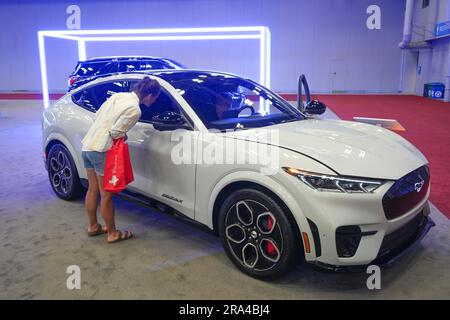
[220,119,427,180]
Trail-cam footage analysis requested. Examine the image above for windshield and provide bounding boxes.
[159,72,304,130]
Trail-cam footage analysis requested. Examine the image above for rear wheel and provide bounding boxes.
[218,188,301,279]
[47,144,83,200]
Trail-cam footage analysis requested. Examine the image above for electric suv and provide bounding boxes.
[68,56,185,90]
[42,70,434,279]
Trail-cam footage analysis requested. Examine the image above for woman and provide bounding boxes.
[81,76,161,243]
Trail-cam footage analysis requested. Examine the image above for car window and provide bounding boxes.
[138,88,182,123]
[74,62,118,77]
[119,61,170,72]
[92,81,134,107]
[72,80,134,112]
[72,89,97,112]
[164,59,186,69]
[161,74,303,130]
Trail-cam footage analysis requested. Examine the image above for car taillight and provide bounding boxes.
[68,76,78,87]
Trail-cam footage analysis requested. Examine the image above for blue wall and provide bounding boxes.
[0,0,406,93]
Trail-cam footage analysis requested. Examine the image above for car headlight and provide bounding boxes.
[282,167,384,193]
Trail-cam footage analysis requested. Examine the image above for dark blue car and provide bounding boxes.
[68,56,186,91]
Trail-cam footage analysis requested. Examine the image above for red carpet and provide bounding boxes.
[0,93,64,100]
[313,94,450,218]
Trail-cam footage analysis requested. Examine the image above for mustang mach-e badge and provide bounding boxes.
[162,193,183,204]
[414,179,425,193]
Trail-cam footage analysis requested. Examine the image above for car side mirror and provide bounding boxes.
[297,74,311,111]
[297,74,326,115]
[151,111,190,131]
[304,100,327,115]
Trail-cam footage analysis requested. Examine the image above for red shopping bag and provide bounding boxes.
[123,142,134,185]
[104,138,134,193]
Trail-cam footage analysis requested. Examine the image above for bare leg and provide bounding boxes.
[97,174,133,242]
[97,174,116,232]
[85,169,100,232]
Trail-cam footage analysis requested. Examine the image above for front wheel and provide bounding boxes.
[47,144,83,200]
[218,188,301,279]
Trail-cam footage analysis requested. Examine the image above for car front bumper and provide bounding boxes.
[279,171,433,267]
[309,213,435,272]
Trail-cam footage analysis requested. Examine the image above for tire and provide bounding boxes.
[218,188,302,279]
[47,144,84,201]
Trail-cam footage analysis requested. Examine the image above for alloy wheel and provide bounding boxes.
[224,199,283,272]
[48,149,73,196]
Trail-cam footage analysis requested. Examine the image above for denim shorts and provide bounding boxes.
[82,151,107,176]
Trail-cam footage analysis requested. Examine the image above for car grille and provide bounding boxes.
[377,212,427,259]
[382,165,429,220]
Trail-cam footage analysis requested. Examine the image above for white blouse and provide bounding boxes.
[81,91,141,152]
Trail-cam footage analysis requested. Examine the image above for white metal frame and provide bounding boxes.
[37,27,271,110]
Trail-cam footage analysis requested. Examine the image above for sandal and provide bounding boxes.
[87,224,108,237]
[108,230,133,244]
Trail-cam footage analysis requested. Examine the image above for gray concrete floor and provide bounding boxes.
[0,100,449,299]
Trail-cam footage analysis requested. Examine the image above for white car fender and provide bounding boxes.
[205,170,316,261]
[44,132,85,179]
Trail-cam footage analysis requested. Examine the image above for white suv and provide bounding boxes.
[42,70,434,279]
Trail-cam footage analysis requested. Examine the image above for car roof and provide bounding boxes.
[79,56,178,63]
[70,69,245,92]
[116,69,243,81]
[149,69,243,80]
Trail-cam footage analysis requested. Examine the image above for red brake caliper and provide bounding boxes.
[265,216,276,256]
[266,241,276,256]
[267,216,274,230]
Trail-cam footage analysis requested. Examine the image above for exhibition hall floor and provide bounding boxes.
[0,98,449,299]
